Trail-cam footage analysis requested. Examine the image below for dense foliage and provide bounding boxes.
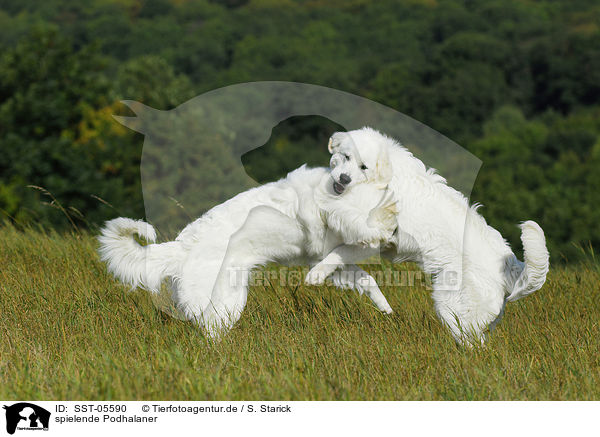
[1,0,599,262]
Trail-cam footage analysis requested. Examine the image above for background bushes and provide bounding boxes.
[1,0,599,262]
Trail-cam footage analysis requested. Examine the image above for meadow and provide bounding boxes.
[1,224,598,400]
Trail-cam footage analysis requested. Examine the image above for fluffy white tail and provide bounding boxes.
[506,220,550,302]
[98,217,185,293]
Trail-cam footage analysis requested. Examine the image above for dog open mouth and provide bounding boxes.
[333,181,345,195]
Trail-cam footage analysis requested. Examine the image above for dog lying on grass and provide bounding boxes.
[99,138,398,338]
[306,128,550,345]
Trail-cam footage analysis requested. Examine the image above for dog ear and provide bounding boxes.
[375,144,393,185]
[328,132,347,154]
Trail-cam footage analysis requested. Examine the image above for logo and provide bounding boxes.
[113,81,481,318]
[3,403,50,434]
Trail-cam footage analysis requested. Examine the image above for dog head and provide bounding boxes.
[327,127,393,195]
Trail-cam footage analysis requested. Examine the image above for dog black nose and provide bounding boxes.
[339,173,351,185]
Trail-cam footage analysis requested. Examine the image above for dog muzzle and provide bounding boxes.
[333,180,345,195]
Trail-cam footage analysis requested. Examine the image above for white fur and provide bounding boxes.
[99,126,549,345]
[308,127,550,345]
[99,155,396,337]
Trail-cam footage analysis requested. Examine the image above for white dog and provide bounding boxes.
[98,144,398,337]
[306,128,550,345]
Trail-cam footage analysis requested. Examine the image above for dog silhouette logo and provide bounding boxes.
[114,81,481,238]
[109,81,482,322]
[3,403,50,434]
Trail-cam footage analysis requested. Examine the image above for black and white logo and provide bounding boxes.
[3,403,50,434]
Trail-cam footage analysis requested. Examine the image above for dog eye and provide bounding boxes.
[343,154,350,160]
[360,164,368,170]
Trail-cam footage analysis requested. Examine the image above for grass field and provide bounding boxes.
[1,223,599,400]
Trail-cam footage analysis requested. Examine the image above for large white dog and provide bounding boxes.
[98,140,398,337]
[99,127,549,345]
[307,128,550,345]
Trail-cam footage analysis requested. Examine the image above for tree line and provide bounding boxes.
[1,0,599,262]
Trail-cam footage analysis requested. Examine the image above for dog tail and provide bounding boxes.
[506,220,550,302]
[98,217,185,293]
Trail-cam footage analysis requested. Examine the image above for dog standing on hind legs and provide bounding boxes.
[99,127,549,345]
[306,128,550,346]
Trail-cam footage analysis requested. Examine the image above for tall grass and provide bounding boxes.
[0,223,598,400]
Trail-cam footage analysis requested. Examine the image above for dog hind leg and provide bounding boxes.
[431,274,505,346]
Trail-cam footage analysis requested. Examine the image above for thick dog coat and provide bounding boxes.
[99,155,397,337]
[308,128,550,344]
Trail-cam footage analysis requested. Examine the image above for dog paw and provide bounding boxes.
[305,264,333,286]
[381,305,393,315]
[367,189,398,239]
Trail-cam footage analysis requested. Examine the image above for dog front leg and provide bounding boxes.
[306,244,379,284]
[305,245,393,313]
[202,205,306,338]
[331,264,393,314]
